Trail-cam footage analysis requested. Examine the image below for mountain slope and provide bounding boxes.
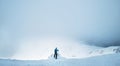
[0,53,120,66]
[88,46,120,56]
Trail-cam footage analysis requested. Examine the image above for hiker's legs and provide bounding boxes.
[54,53,57,59]
[56,53,57,59]
[54,54,56,59]
[55,53,57,59]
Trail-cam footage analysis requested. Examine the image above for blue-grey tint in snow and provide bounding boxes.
[0,46,120,66]
[0,54,120,66]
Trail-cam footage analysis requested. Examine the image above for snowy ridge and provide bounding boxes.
[0,53,120,66]
[88,46,120,56]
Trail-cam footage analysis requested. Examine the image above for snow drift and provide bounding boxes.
[0,53,120,66]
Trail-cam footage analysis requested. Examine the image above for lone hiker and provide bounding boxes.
[54,47,59,59]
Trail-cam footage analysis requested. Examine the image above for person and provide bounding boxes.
[54,47,59,59]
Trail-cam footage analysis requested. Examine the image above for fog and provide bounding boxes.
[0,0,120,59]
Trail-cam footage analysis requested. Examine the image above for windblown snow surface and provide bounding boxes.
[0,53,120,66]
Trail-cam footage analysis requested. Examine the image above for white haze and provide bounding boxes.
[0,0,120,60]
[11,36,101,60]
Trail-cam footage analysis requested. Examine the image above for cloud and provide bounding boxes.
[0,0,120,59]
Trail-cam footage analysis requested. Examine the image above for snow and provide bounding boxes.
[0,53,120,66]
[88,46,120,57]
[0,46,120,66]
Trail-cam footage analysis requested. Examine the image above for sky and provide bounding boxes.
[0,0,120,59]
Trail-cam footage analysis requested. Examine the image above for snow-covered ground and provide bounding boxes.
[88,46,120,57]
[0,53,120,66]
[0,46,120,66]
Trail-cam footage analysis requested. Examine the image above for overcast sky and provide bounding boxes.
[0,0,120,59]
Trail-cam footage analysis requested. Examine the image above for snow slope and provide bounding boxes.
[0,53,120,66]
[88,46,120,57]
